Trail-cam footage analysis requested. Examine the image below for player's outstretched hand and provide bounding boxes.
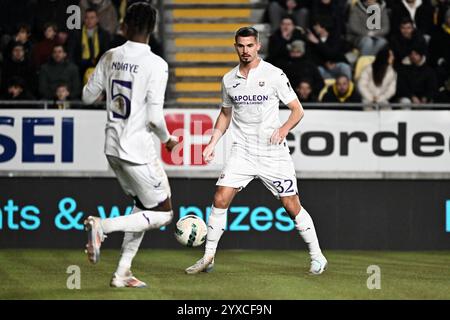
[203,144,215,163]
[164,135,179,152]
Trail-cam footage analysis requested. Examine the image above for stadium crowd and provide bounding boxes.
[0,0,449,108]
[265,0,450,105]
[0,0,161,108]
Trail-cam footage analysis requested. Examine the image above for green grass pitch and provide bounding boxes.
[0,249,449,299]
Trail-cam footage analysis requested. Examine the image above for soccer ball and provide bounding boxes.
[174,215,207,247]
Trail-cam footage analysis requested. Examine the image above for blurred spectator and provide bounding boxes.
[435,77,450,103]
[396,47,438,103]
[318,58,353,81]
[276,40,324,97]
[295,78,318,102]
[322,74,362,103]
[68,8,111,81]
[80,0,119,36]
[32,23,62,68]
[347,0,390,55]
[2,77,36,108]
[433,0,450,28]
[306,16,352,80]
[33,0,78,43]
[1,43,36,95]
[113,0,128,24]
[3,24,33,61]
[51,83,71,109]
[389,0,434,39]
[357,46,397,104]
[267,15,306,64]
[310,0,346,38]
[390,17,427,66]
[428,8,450,86]
[39,45,80,100]
[267,0,311,30]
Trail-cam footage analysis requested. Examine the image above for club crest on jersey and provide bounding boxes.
[258,80,265,87]
[113,97,125,114]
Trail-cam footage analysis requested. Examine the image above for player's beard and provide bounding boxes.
[240,54,252,65]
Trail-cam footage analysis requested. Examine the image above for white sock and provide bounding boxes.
[115,231,145,277]
[101,208,173,233]
[204,206,227,258]
[295,207,322,259]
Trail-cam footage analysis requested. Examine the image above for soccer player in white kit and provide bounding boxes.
[185,27,328,275]
[81,2,178,288]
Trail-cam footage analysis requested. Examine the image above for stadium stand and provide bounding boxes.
[0,0,448,109]
[162,0,270,107]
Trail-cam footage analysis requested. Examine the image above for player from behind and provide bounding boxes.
[185,27,328,275]
[81,2,178,288]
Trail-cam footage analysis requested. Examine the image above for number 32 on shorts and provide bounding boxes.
[272,179,294,194]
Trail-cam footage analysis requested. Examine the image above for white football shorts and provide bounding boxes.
[216,143,298,199]
[106,154,171,209]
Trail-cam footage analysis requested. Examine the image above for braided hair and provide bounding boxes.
[124,1,157,36]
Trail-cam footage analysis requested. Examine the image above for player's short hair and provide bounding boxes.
[124,1,157,36]
[234,26,259,43]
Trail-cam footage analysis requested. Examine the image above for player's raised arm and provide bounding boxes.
[82,53,107,105]
[270,73,305,145]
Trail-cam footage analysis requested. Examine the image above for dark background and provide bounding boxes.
[0,177,449,250]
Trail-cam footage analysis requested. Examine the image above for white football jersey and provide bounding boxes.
[222,59,298,151]
[82,41,168,164]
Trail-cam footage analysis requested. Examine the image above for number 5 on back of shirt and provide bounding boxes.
[111,79,132,119]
